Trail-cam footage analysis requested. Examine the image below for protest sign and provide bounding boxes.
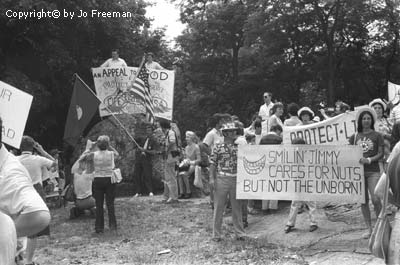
[388,81,400,104]
[282,111,356,145]
[237,145,365,203]
[92,67,175,120]
[0,81,33,148]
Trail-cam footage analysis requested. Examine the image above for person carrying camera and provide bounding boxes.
[160,119,180,204]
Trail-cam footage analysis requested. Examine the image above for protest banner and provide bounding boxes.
[0,81,33,148]
[92,67,175,120]
[282,111,356,145]
[237,145,365,203]
[388,81,400,104]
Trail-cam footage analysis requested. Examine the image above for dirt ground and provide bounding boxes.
[33,196,384,265]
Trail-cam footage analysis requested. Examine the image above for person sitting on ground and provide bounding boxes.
[284,103,302,126]
[18,136,57,265]
[210,122,246,241]
[177,131,201,199]
[101,49,127,68]
[284,137,319,234]
[349,106,383,239]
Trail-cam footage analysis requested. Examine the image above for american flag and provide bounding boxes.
[129,65,155,121]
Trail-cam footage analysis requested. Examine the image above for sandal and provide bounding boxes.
[284,225,294,233]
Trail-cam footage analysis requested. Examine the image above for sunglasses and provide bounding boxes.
[264,96,269,98]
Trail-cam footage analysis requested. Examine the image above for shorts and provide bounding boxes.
[28,183,50,239]
[75,196,95,210]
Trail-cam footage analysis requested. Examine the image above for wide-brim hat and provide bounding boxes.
[298,107,314,118]
[355,106,377,123]
[369,98,387,111]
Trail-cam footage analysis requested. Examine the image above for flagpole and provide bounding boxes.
[74,73,141,148]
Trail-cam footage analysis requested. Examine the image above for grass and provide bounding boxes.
[34,196,307,265]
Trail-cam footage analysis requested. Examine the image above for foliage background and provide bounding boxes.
[1,0,400,151]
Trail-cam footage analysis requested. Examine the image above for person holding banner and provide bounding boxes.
[369,98,392,137]
[145,52,164,70]
[284,137,318,234]
[100,49,127,68]
[210,122,246,241]
[298,107,315,125]
[349,106,384,239]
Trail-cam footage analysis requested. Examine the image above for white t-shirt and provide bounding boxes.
[101,58,127,68]
[145,61,164,70]
[203,128,224,151]
[18,152,53,185]
[0,212,16,265]
[259,102,274,121]
[0,145,49,218]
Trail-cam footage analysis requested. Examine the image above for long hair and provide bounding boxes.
[357,111,375,133]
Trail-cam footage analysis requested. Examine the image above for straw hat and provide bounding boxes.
[369,98,387,111]
[355,106,377,123]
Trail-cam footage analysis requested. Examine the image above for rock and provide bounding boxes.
[69,114,166,195]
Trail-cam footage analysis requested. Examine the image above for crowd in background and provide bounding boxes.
[4,90,400,264]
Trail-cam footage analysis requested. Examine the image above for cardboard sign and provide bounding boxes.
[0,81,33,148]
[282,111,357,145]
[237,145,365,203]
[92,67,175,120]
[388,81,400,104]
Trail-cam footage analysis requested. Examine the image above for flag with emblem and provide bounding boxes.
[129,65,155,122]
[63,74,100,146]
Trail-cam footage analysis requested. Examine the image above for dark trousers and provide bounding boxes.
[92,178,116,232]
[133,154,153,194]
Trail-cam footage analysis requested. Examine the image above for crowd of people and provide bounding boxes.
[3,57,400,264]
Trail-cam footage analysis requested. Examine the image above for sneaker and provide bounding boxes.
[134,193,140,197]
[149,192,154,196]
[166,198,179,204]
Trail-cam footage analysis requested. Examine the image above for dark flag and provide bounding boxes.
[63,75,100,146]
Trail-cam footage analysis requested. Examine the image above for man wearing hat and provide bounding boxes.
[210,122,246,241]
[145,52,164,70]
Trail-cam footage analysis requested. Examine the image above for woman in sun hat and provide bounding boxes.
[298,107,315,125]
[369,98,392,137]
[349,106,384,239]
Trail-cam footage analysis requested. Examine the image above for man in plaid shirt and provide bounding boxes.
[210,122,246,241]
